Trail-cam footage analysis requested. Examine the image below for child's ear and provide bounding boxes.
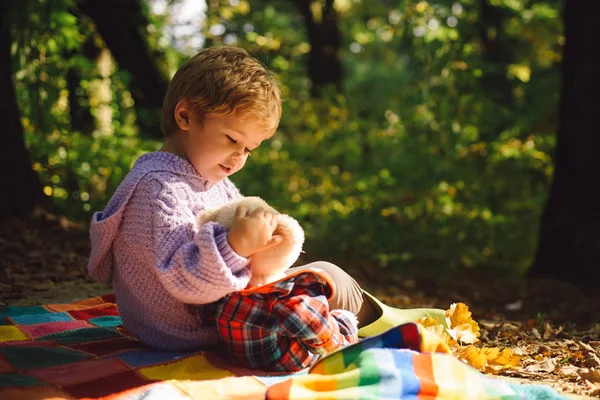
[174,100,192,131]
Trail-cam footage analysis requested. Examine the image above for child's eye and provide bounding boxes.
[227,135,251,156]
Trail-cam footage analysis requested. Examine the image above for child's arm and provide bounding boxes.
[147,178,251,304]
[273,294,359,355]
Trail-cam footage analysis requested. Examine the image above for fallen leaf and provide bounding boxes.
[492,348,522,369]
[446,302,480,344]
[455,345,521,374]
[457,345,489,370]
[417,316,442,329]
[416,316,456,347]
[584,353,600,369]
[525,358,558,373]
[571,351,585,364]
[555,326,564,336]
[579,342,598,353]
[512,346,529,356]
[564,340,578,349]
[543,322,554,340]
[538,345,551,354]
[578,368,600,384]
[559,365,580,377]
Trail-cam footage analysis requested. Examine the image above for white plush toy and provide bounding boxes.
[196,197,305,287]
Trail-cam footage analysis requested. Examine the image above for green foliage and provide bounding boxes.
[10,0,563,274]
[10,0,164,219]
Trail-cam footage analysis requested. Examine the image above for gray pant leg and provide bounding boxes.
[287,262,379,327]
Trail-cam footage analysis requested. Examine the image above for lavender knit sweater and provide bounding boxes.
[87,152,251,351]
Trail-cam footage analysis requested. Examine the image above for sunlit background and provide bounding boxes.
[9,0,563,275]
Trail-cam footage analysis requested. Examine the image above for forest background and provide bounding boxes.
[3,0,569,278]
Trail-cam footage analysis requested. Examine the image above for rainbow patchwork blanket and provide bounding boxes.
[0,294,293,399]
[266,325,568,400]
[0,295,568,399]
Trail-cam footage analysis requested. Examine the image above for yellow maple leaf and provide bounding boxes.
[456,345,488,370]
[416,316,456,347]
[430,302,521,374]
[490,348,521,369]
[416,316,437,327]
[445,303,480,344]
[481,347,500,364]
[455,345,521,374]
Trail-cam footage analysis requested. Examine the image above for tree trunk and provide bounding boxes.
[295,0,343,97]
[528,1,600,284]
[479,0,514,96]
[67,36,101,134]
[0,6,45,223]
[478,0,515,141]
[78,0,170,139]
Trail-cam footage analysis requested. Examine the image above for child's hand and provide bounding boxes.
[227,206,283,258]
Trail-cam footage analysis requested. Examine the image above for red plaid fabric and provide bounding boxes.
[215,268,359,372]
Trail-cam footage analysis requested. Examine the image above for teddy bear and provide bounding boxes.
[196,196,305,287]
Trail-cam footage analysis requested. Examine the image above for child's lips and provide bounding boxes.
[219,164,233,174]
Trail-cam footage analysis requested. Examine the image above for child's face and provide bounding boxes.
[182,110,268,183]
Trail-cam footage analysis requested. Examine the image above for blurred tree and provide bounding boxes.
[65,35,100,134]
[529,1,600,284]
[478,0,515,140]
[78,0,169,138]
[0,4,46,222]
[294,0,343,96]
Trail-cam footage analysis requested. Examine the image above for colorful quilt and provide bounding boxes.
[266,324,568,400]
[0,294,295,399]
[0,295,569,400]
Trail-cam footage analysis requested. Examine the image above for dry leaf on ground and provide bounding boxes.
[446,302,480,344]
[419,303,522,375]
[526,358,558,373]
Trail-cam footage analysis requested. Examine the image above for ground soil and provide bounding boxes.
[1,215,598,399]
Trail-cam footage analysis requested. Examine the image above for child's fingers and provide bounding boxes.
[267,234,284,248]
[271,234,284,246]
[234,205,248,218]
[269,217,278,230]
[250,207,266,218]
[255,234,283,253]
[263,211,277,224]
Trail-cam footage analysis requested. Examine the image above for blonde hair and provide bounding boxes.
[161,46,282,136]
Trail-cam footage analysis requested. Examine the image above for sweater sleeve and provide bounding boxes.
[273,294,359,355]
[149,178,251,304]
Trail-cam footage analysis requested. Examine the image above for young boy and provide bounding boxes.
[87,46,378,352]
